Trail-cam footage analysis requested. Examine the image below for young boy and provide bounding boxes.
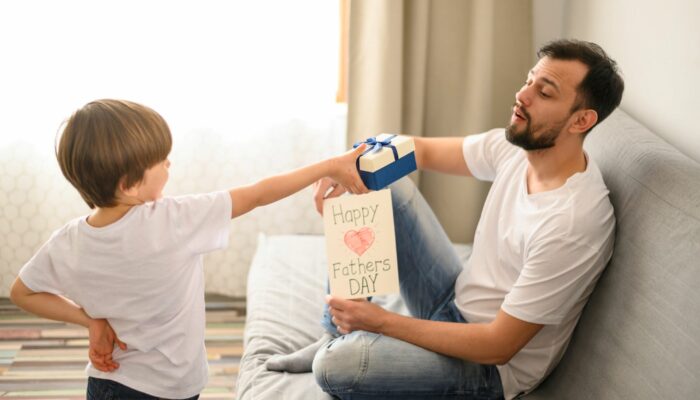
[10,99,367,399]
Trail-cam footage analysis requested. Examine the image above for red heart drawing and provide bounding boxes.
[344,227,375,256]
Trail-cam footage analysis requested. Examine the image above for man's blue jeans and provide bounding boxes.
[314,178,504,399]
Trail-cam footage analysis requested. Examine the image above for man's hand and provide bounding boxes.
[88,318,127,372]
[326,295,389,335]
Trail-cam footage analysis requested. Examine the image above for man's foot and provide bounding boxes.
[265,333,334,373]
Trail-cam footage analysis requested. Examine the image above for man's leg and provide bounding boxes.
[267,177,463,373]
[310,179,502,398]
[265,332,336,373]
[312,328,503,400]
[389,177,464,319]
[265,280,340,372]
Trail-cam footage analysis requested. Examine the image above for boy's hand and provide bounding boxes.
[88,318,127,372]
[314,144,369,214]
[330,144,369,195]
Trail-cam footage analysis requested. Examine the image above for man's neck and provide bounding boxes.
[524,141,587,195]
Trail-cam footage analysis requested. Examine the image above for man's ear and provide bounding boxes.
[569,109,598,135]
[118,176,140,198]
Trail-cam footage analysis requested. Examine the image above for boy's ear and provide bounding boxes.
[118,176,140,197]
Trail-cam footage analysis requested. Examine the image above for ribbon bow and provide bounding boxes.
[354,134,398,157]
[353,134,399,172]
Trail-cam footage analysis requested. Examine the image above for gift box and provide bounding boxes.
[354,133,417,190]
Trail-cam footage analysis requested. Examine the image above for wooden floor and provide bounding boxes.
[0,295,245,399]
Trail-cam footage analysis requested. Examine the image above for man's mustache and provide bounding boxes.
[513,102,531,121]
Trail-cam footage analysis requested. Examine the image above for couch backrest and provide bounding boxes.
[526,109,700,399]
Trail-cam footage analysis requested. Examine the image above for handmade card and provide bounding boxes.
[323,189,400,299]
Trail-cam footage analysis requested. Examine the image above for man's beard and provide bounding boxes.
[505,105,565,151]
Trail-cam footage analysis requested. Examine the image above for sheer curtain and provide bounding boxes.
[0,0,344,297]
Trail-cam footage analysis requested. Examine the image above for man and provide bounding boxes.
[267,39,624,399]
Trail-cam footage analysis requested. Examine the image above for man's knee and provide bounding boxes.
[388,177,417,210]
[312,332,377,393]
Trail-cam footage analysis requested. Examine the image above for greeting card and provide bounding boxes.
[323,190,400,299]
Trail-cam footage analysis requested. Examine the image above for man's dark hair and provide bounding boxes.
[538,39,624,133]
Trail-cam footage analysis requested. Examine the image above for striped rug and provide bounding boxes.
[0,295,245,399]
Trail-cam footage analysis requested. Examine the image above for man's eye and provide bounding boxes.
[540,92,550,98]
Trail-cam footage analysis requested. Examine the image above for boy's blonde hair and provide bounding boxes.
[56,99,172,209]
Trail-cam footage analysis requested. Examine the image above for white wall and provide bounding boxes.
[533,0,700,163]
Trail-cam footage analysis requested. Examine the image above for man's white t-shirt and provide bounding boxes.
[19,191,232,399]
[455,129,615,399]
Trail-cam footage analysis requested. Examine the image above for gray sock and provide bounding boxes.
[265,333,334,373]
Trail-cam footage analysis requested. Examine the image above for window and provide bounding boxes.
[0,0,341,145]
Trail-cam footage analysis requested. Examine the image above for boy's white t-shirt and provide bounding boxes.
[456,129,615,400]
[19,191,232,399]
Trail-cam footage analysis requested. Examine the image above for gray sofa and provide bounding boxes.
[237,109,700,399]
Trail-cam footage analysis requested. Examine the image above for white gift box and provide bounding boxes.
[355,134,417,190]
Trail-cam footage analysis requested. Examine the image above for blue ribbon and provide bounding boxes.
[353,134,399,171]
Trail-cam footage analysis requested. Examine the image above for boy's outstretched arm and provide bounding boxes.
[229,144,367,218]
[10,277,125,371]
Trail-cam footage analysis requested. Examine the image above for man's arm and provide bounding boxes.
[414,137,473,177]
[312,136,472,214]
[10,277,125,371]
[327,296,543,365]
[230,144,368,218]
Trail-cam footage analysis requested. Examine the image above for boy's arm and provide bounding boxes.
[10,277,92,327]
[10,277,125,371]
[229,144,367,218]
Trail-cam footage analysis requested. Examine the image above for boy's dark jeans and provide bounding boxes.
[87,377,199,400]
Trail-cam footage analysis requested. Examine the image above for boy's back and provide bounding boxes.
[19,192,231,398]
